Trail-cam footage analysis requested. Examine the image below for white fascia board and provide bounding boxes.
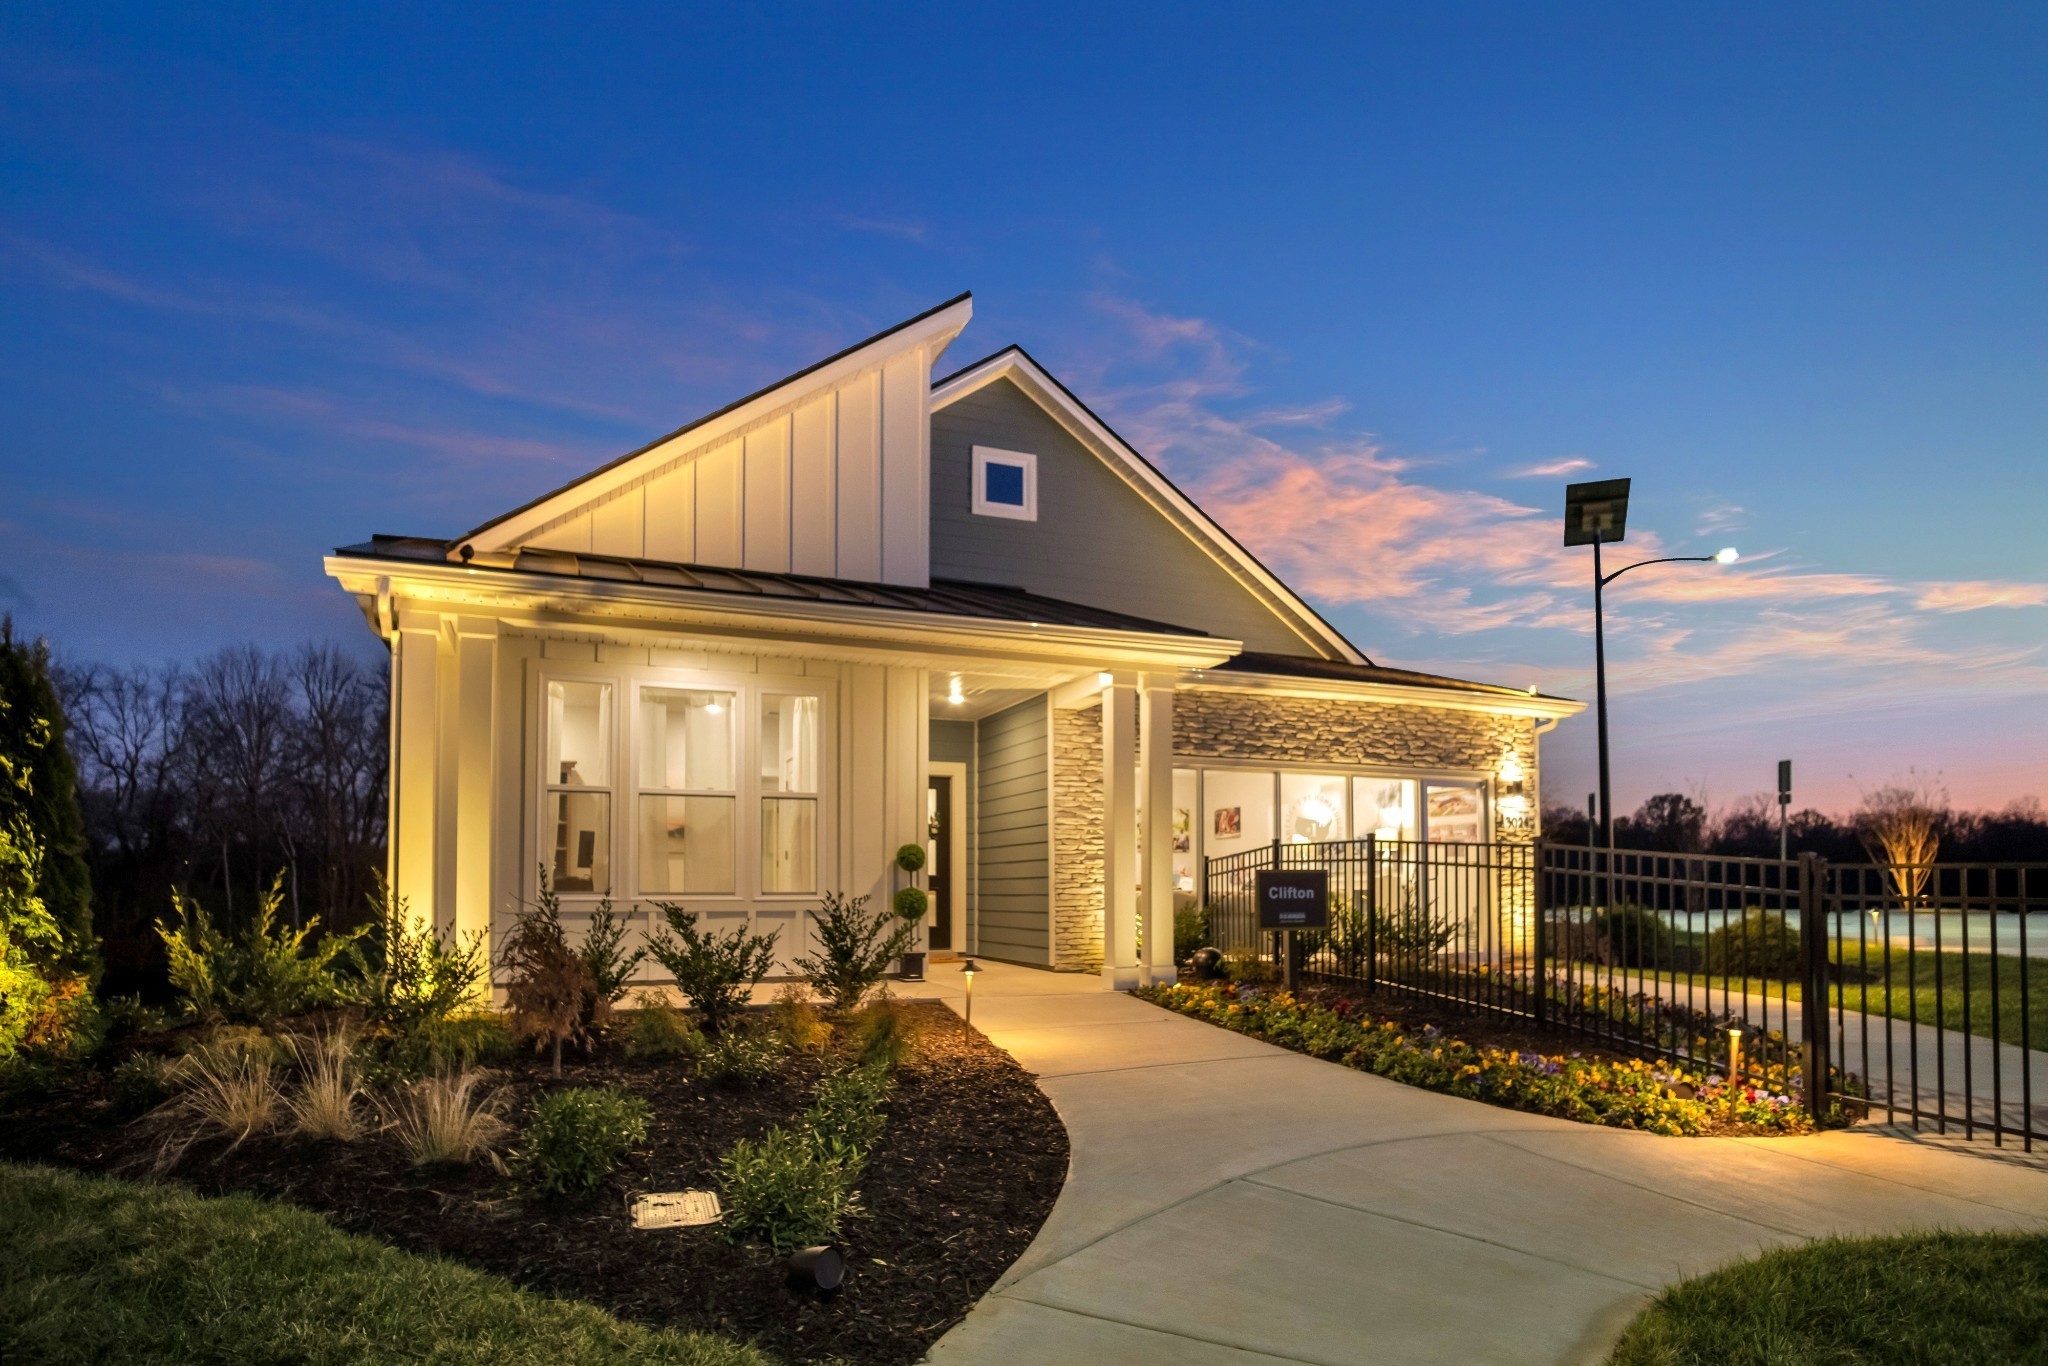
[1174,667,1586,721]
[465,296,973,556]
[325,556,1240,673]
[932,348,1368,666]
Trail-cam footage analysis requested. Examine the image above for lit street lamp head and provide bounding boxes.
[1714,547,1740,564]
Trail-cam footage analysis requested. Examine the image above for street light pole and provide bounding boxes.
[1593,535,1613,855]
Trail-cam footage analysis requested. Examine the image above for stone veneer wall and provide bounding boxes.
[1172,689,1540,841]
[1050,702,1106,970]
[1050,689,1544,971]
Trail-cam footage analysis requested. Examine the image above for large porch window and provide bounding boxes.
[1176,764,1486,880]
[538,669,830,905]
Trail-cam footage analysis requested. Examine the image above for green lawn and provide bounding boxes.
[1566,945,2048,1047]
[0,1163,772,1366]
[1608,1230,2048,1365]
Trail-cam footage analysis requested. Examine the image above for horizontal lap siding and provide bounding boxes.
[929,719,976,950]
[975,697,1049,965]
[929,378,1316,655]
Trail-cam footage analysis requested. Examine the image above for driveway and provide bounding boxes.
[909,963,2048,1365]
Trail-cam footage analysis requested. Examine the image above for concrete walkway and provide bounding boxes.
[903,963,2048,1366]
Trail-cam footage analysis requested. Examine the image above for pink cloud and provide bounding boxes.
[1505,456,1596,478]
[1914,581,2048,612]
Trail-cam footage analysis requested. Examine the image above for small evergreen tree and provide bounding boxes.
[792,892,913,1013]
[0,619,94,977]
[646,902,776,1034]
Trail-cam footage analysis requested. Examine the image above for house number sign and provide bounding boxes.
[1255,869,1330,931]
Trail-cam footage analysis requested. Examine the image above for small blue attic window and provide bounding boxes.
[971,446,1037,521]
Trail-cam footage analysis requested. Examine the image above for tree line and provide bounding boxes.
[52,640,387,995]
[1542,787,2048,864]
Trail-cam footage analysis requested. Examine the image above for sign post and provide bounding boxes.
[1777,759,1793,862]
[1256,869,1330,993]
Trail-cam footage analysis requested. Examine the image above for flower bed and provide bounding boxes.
[1136,981,1815,1136]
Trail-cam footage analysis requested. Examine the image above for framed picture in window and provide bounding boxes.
[1213,806,1242,839]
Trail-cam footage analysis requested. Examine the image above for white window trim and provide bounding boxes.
[971,445,1038,521]
[529,661,837,913]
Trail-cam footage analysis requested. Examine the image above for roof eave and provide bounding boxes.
[324,552,1240,671]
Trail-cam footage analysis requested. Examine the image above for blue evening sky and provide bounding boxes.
[2,3,2043,814]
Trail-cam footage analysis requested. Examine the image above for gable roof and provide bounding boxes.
[456,292,974,555]
[930,345,1368,666]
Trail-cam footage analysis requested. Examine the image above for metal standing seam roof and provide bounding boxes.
[336,540,1568,702]
[333,536,1213,638]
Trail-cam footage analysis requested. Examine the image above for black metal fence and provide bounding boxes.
[1202,837,2048,1150]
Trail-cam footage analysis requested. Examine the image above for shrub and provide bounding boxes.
[1707,908,1802,978]
[156,875,364,1026]
[792,891,913,1014]
[108,1052,170,1118]
[500,870,596,1077]
[718,1124,862,1253]
[645,903,777,1036]
[849,1000,911,1070]
[1594,905,1673,969]
[284,1030,364,1142]
[1222,950,1277,986]
[893,843,926,873]
[363,1010,512,1088]
[393,1069,509,1167]
[519,1085,651,1195]
[697,1028,786,1090]
[578,899,647,1011]
[769,983,831,1052]
[806,1060,891,1156]
[358,876,487,1036]
[1172,898,1208,967]
[620,996,703,1062]
[891,887,928,921]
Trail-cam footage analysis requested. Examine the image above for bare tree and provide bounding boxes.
[1855,771,1948,908]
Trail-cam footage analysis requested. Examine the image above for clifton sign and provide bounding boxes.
[1255,869,1330,931]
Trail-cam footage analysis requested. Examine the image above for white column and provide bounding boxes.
[1101,680,1139,990]
[1139,680,1176,986]
[390,610,442,931]
[451,619,498,949]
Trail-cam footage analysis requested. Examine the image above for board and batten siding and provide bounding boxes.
[974,697,1050,966]
[929,718,978,952]
[929,378,1319,655]
[523,354,933,586]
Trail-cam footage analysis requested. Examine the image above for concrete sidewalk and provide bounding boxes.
[919,963,2048,1366]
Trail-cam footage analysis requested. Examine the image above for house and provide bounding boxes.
[324,294,1582,986]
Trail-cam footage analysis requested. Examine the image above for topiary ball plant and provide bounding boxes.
[892,887,929,921]
[894,843,927,874]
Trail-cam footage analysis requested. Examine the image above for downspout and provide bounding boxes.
[1531,715,1562,840]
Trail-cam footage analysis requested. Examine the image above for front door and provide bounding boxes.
[927,775,954,951]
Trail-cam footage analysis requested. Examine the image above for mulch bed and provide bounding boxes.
[1,1000,1068,1366]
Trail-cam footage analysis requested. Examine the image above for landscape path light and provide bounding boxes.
[1564,478,1738,858]
[960,957,979,1034]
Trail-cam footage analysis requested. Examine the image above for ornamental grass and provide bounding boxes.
[1137,981,1814,1137]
